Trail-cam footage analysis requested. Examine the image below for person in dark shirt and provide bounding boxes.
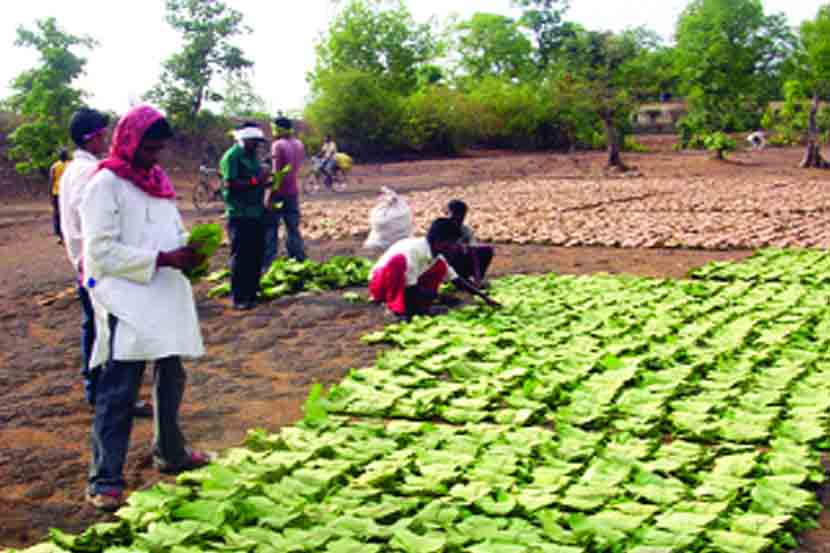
[220,122,269,310]
[444,199,495,287]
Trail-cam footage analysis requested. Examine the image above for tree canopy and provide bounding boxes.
[145,0,253,127]
[455,13,534,83]
[310,0,439,96]
[674,0,795,139]
[6,17,96,174]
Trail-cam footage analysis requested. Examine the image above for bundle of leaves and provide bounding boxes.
[207,256,372,300]
[186,223,224,281]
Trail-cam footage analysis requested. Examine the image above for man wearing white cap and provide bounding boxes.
[220,122,269,310]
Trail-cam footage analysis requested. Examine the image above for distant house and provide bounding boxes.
[633,101,688,133]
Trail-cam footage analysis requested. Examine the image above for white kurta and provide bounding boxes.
[80,169,205,368]
[59,149,99,271]
[371,237,458,286]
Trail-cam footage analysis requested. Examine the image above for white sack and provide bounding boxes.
[364,186,413,250]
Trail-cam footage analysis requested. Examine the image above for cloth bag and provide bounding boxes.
[364,186,413,250]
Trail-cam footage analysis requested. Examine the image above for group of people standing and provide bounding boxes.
[49,103,499,512]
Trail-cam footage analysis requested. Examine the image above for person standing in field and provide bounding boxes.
[369,218,500,321]
[444,199,495,287]
[319,134,338,189]
[49,149,69,244]
[220,122,269,310]
[80,105,211,511]
[60,107,153,417]
[264,116,306,268]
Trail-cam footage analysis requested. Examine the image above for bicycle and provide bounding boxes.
[193,165,224,213]
[302,155,349,195]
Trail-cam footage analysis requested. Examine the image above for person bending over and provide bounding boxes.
[369,218,499,320]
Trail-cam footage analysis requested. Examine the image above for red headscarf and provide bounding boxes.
[98,105,176,199]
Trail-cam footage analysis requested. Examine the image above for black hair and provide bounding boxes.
[58,148,69,162]
[69,107,110,147]
[143,118,174,141]
[427,217,462,245]
[274,116,293,130]
[447,199,468,217]
[237,121,260,130]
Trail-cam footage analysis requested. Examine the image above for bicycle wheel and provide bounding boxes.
[333,171,348,192]
[303,172,321,195]
[193,179,211,212]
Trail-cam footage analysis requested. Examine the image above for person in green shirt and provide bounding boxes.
[220,122,269,310]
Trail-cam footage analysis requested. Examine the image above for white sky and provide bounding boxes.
[0,0,819,114]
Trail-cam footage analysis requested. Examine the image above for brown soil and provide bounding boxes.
[0,141,827,550]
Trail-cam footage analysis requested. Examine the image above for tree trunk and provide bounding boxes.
[603,118,627,170]
[801,94,828,169]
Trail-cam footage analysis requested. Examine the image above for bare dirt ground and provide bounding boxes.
[1,140,828,549]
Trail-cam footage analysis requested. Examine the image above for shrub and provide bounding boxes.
[703,132,737,159]
[305,69,405,158]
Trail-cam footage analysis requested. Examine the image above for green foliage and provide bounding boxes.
[401,86,474,155]
[5,18,96,174]
[186,223,224,281]
[796,4,830,97]
[21,252,830,553]
[674,0,795,141]
[145,0,252,128]
[310,0,439,97]
[455,13,534,82]
[512,0,575,70]
[206,256,372,300]
[551,29,657,164]
[466,77,578,150]
[703,131,737,158]
[305,69,406,158]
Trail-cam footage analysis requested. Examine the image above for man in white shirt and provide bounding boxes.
[61,109,152,417]
[369,218,500,320]
[80,106,210,511]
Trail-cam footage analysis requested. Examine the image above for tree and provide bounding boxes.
[794,4,830,168]
[454,13,534,82]
[310,0,439,96]
[5,18,96,174]
[221,71,269,119]
[145,0,252,127]
[674,0,795,142]
[555,29,655,168]
[512,0,576,70]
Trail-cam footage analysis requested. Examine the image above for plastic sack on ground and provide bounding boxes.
[364,186,413,251]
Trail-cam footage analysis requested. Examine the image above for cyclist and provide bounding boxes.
[319,134,338,188]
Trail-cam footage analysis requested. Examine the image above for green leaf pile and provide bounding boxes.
[207,256,372,300]
[185,223,224,282]
[14,250,830,553]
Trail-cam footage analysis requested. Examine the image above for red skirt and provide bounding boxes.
[370,254,448,315]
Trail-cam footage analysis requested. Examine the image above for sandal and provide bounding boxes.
[155,450,215,475]
[86,489,125,512]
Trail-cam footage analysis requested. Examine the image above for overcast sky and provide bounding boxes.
[0,0,819,114]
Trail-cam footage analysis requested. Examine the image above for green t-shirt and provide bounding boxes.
[219,143,265,218]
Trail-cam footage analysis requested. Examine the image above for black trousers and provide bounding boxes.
[227,217,266,304]
[52,195,62,239]
[445,245,495,283]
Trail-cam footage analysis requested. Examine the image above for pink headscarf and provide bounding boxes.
[98,105,176,199]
